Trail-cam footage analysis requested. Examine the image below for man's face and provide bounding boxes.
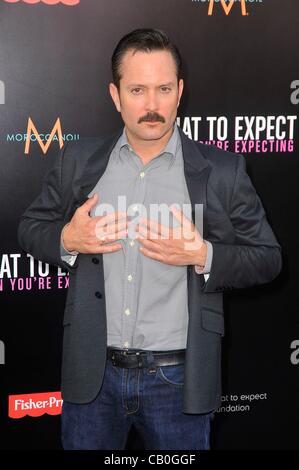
[109,49,183,143]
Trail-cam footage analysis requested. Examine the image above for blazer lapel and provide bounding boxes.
[178,127,211,240]
[74,128,123,207]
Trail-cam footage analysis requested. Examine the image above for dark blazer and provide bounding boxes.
[18,127,282,414]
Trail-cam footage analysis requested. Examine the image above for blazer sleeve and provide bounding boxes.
[17,143,78,273]
[203,155,282,293]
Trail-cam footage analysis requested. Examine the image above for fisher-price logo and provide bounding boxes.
[9,391,62,419]
[3,0,80,6]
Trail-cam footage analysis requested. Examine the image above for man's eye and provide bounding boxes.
[161,87,171,93]
[132,88,142,94]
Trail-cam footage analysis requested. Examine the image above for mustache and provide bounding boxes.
[138,112,165,124]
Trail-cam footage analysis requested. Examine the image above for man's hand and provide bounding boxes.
[62,194,128,254]
[135,205,207,267]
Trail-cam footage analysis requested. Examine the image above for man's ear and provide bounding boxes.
[109,83,121,112]
[177,79,184,108]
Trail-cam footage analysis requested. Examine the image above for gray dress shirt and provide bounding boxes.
[61,124,213,351]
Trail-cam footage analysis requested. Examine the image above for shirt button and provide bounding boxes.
[129,239,135,247]
[92,257,99,264]
[124,308,131,316]
[95,291,102,299]
[127,274,133,282]
[140,171,145,179]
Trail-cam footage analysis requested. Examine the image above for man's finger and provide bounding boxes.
[170,205,191,226]
[90,243,123,254]
[102,229,128,241]
[95,219,128,238]
[137,236,162,253]
[170,205,195,235]
[95,211,128,228]
[80,193,99,214]
[137,217,170,239]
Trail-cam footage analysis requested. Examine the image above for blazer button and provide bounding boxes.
[95,291,102,299]
[92,257,99,264]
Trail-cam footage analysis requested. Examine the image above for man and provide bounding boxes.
[18,28,282,450]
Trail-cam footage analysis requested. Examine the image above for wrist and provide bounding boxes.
[194,240,207,267]
[62,223,76,253]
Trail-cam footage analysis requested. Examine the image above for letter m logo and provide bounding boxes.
[208,0,247,16]
[25,117,64,155]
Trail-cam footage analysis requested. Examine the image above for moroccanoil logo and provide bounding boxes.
[3,0,79,6]
[192,0,264,16]
[6,118,80,153]
[25,117,64,154]
[208,0,247,16]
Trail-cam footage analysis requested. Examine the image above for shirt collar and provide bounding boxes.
[119,122,180,164]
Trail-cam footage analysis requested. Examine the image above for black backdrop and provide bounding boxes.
[0,0,298,450]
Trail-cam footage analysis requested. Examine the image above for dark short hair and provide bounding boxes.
[111,28,182,89]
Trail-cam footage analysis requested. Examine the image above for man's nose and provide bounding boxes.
[145,90,159,111]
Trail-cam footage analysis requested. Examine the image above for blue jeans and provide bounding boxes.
[61,356,213,450]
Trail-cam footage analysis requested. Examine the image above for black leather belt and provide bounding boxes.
[107,347,186,369]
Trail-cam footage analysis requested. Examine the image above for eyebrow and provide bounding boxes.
[127,82,175,88]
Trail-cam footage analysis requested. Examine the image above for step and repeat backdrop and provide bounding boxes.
[0,0,298,450]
